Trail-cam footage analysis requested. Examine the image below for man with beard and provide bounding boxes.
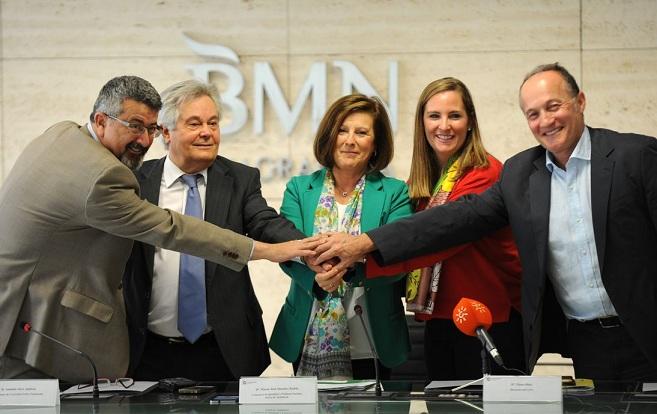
[0,76,318,383]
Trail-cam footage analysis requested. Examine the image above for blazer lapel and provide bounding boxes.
[529,155,552,282]
[361,173,384,232]
[204,158,233,279]
[301,171,325,235]
[589,128,614,273]
[139,158,166,280]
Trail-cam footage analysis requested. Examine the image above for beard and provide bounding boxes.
[119,142,148,170]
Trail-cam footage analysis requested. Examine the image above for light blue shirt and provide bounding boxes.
[546,127,617,321]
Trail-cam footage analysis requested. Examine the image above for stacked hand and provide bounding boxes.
[307,232,376,292]
[252,232,376,293]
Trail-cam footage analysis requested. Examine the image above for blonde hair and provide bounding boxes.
[408,77,489,201]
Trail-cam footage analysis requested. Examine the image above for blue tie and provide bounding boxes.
[177,174,207,343]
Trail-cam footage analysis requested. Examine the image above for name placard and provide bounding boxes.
[483,375,562,402]
[0,379,60,406]
[239,377,317,405]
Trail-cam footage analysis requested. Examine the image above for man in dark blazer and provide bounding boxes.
[313,63,657,382]
[123,79,306,381]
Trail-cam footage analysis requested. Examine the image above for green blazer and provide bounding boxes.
[269,168,413,368]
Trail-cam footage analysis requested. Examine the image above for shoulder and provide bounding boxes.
[286,169,325,189]
[456,154,503,188]
[367,171,407,191]
[215,155,259,175]
[589,126,657,150]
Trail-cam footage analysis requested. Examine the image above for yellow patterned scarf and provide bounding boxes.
[406,157,460,314]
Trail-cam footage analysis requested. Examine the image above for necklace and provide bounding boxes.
[341,191,348,197]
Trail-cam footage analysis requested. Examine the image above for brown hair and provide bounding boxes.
[520,62,580,98]
[408,77,489,201]
[313,94,393,172]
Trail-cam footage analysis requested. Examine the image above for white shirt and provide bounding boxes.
[147,156,210,337]
[546,127,617,320]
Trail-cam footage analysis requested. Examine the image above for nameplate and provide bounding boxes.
[239,377,317,405]
[483,375,562,402]
[483,401,562,413]
[0,379,60,406]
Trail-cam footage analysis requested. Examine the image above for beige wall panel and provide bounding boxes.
[582,50,657,136]
[1,0,288,58]
[583,0,657,49]
[289,0,580,54]
[249,259,295,377]
[2,58,183,176]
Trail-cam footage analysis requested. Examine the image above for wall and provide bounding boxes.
[1,0,655,376]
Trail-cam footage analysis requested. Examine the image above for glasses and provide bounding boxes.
[106,113,161,138]
[524,96,577,123]
[78,377,134,390]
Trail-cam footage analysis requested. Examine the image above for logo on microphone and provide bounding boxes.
[454,305,469,325]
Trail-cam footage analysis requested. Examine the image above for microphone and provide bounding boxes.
[353,305,382,397]
[452,298,505,367]
[22,322,100,398]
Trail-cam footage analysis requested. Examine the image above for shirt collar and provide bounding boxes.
[86,123,99,141]
[163,155,208,188]
[545,126,591,172]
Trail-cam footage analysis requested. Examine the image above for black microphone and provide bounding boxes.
[22,322,100,398]
[474,326,504,367]
[353,305,382,397]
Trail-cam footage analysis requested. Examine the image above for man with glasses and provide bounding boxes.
[0,76,319,383]
[313,63,657,383]
[123,79,307,381]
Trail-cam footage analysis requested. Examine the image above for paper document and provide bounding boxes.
[425,379,482,392]
[61,381,158,396]
[318,380,376,391]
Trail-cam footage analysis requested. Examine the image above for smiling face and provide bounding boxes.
[164,95,220,173]
[520,70,586,168]
[332,111,376,175]
[95,99,158,169]
[423,90,470,168]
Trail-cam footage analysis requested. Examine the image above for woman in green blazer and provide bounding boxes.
[269,94,412,379]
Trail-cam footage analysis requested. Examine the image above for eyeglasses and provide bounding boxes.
[524,96,577,123]
[77,377,134,390]
[105,113,162,138]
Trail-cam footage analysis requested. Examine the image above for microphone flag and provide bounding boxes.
[452,297,492,336]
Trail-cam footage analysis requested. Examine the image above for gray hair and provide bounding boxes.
[90,75,161,121]
[520,62,580,98]
[158,80,222,130]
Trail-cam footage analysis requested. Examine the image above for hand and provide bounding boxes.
[313,233,375,272]
[305,259,333,274]
[315,268,348,293]
[251,236,321,262]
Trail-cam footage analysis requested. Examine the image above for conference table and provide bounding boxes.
[52,380,657,413]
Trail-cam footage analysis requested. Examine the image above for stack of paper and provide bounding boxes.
[318,380,376,392]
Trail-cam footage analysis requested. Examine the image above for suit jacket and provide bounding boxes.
[269,169,413,368]
[0,122,252,383]
[123,156,304,378]
[368,127,657,372]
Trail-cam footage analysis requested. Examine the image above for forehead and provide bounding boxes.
[425,90,465,110]
[342,111,374,125]
[119,99,158,122]
[520,71,570,109]
[178,95,218,118]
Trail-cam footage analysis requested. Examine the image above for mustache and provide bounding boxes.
[126,142,147,155]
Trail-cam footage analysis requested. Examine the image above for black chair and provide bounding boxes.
[390,315,426,381]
